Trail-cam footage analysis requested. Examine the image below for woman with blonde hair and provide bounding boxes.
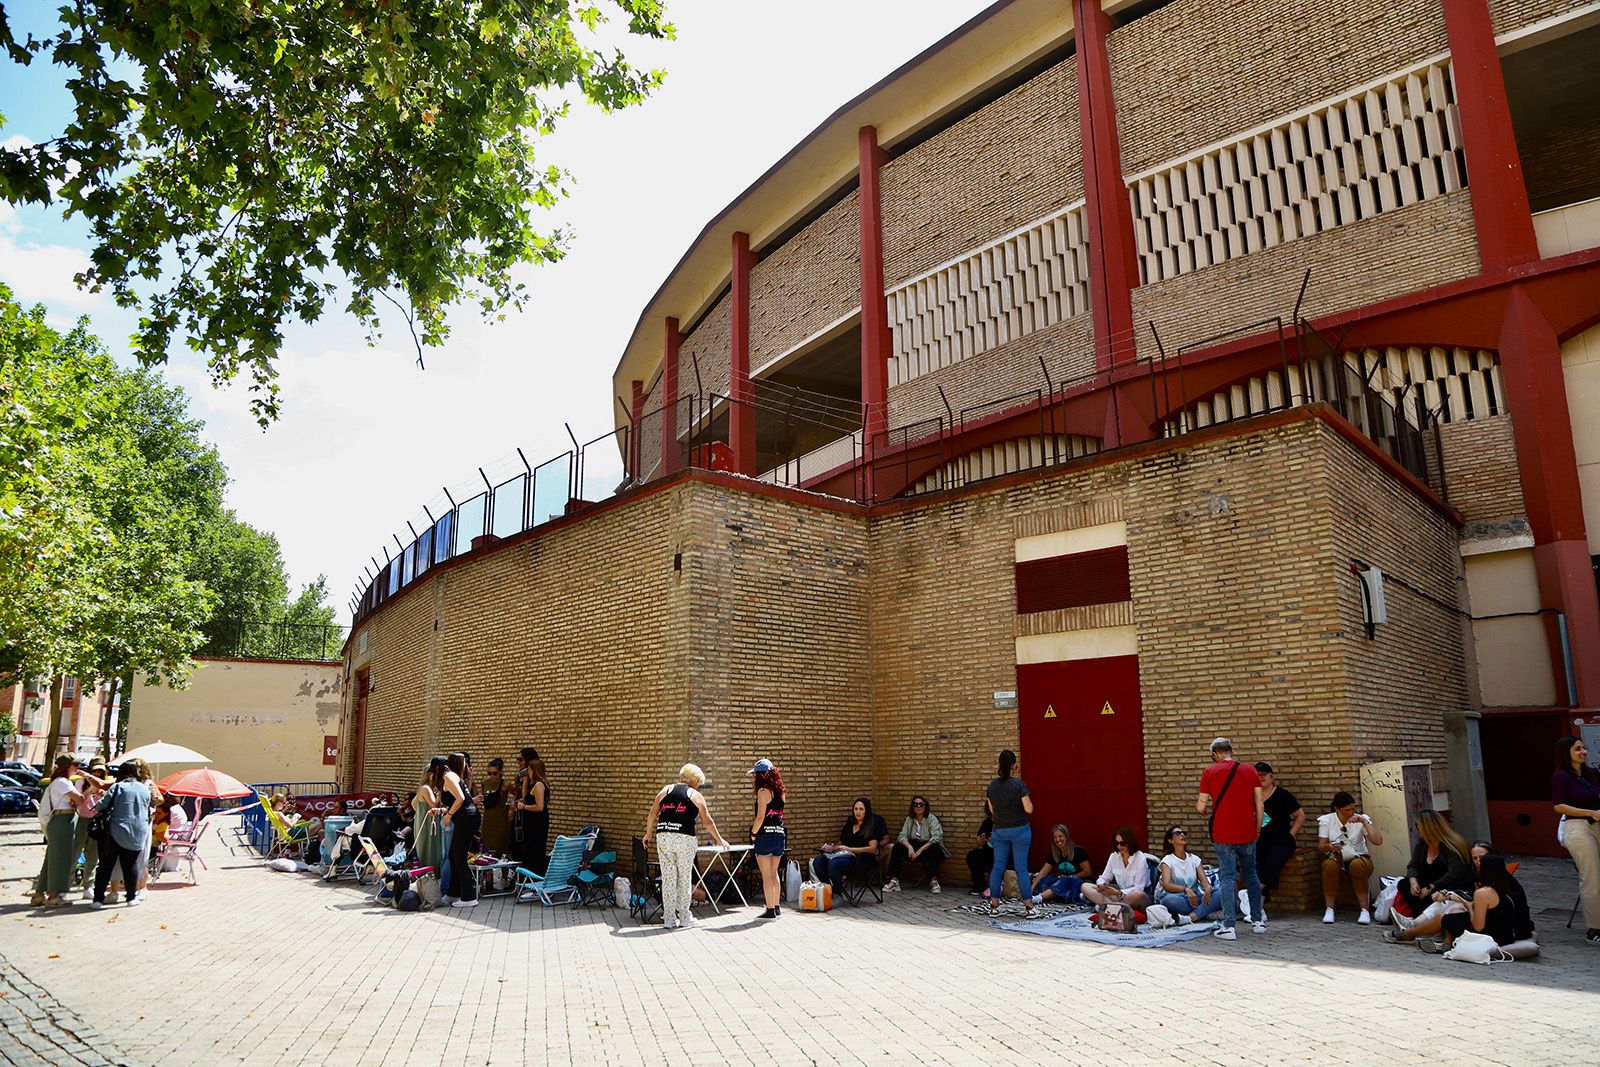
[642,764,727,930]
[1384,809,1473,943]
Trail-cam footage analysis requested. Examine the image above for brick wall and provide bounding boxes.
[1518,110,1600,212]
[885,314,1097,429]
[679,292,732,403]
[751,190,861,371]
[1488,0,1594,35]
[681,483,872,854]
[1108,0,1449,176]
[881,57,1083,290]
[347,415,1467,911]
[1132,193,1481,359]
[1436,414,1527,522]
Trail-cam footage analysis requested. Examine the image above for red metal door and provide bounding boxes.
[1017,655,1146,863]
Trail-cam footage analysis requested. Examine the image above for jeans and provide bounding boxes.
[1215,839,1263,928]
[1160,889,1222,920]
[811,851,869,889]
[94,840,141,904]
[1036,874,1083,902]
[988,824,1032,898]
[440,823,455,891]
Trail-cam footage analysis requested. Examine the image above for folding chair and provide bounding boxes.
[576,847,618,906]
[628,836,663,924]
[514,834,589,906]
[840,845,887,906]
[357,837,435,905]
[149,819,209,884]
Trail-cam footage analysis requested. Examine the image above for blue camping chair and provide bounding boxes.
[513,834,591,906]
[576,848,618,906]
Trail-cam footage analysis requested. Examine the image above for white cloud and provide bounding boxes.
[0,236,101,308]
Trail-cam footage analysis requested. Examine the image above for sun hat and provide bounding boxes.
[746,759,774,775]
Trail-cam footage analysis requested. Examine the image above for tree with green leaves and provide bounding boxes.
[0,0,673,424]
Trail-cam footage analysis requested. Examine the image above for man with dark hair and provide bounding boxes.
[1196,737,1265,941]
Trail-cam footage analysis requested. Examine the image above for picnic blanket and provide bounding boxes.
[996,911,1217,948]
[951,900,1086,920]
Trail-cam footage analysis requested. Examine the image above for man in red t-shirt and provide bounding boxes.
[1196,737,1266,940]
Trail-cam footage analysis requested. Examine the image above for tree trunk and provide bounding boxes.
[99,676,117,758]
[42,675,64,762]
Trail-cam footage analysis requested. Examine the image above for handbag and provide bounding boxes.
[1095,902,1137,933]
[1443,930,1511,965]
[88,784,119,842]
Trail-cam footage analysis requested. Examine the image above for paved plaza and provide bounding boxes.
[2,817,1596,1066]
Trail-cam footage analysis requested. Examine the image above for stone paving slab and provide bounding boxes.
[2,816,1597,1065]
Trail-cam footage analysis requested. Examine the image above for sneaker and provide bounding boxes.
[125,897,141,908]
[662,922,678,931]
[1176,914,1194,926]
[968,887,985,896]
[28,892,45,908]
[1030,894,1044,906]
[90,901,104,910]
[104,893,120,905]
[929,880,941,894]
[1357,909,1371,926]
[440,895,456,905]
[680,913,696,928]
[450,899,478,909]
[1024,901,1037,917]
[1212,926,1237,941]
[1383,929,1407,945]
[1393,910,1415,932]
[81,888,94,902]
[1322,908,1336,924]
[760,907,778,919]
[1417,938,1447,954]
[1585,929,1599,944]
[1252,920,1267,935]
[883,878,900,892]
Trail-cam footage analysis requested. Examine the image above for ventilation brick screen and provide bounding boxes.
[1015,545,1131,614]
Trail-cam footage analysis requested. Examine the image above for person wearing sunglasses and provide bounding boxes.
[1158,826,1220,923]
[885,796,946,894]
[1028,824,1090,906]
[1081,826,1154,910]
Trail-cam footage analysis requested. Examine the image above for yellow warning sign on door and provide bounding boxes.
[1043,705,1057,719]
[1100,700,1115,716]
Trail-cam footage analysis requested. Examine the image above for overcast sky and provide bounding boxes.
[0,0,983,622]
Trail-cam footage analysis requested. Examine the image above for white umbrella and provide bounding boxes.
[117,741,210,764]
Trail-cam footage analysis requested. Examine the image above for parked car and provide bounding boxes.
[0,771,42,802]
[0,760,42,779]
[0,763,41,785]
[0,785,36,816]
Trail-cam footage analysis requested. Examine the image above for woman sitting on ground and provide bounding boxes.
[1384,809,1474,944]
[1029,824,1090,905]
[1411,847,1536,954]
[812,798,887,891]
[1157,826,1221,922]
[1317,790,1383,925]
[885,795,946,894]
[1081,826,1154,910]
[966,810,994,896]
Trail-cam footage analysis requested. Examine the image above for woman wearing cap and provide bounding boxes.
[1254,761,1304,903]
[33,754,84,907]
[643,764,727,930]
[748,758,786,919]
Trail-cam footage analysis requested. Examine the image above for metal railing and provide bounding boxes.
[204,621,346,662]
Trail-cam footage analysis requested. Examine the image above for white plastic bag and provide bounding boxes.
[613,876,631,907]
[1236,890,1263,923]
[1374,876,1400,924]
[1145,903,1174,929]
[268,858,298,872]
[1443,931,1509,965]
[784,859,802,903]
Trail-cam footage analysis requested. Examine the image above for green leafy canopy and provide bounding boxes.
[0,0,673,425]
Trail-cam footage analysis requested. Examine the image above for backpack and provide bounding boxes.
[396,889,422,912]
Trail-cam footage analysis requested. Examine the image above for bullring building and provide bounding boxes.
[340,0,1600,906]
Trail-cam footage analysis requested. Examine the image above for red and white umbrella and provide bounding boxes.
[156,767,253,799]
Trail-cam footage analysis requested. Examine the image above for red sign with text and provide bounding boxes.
[293,792,396,817]
[323,736,338,765]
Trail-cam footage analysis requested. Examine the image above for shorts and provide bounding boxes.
[753,832,786,857]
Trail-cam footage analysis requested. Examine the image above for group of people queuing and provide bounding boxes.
[29,753,186,909]
[398,747,552,909]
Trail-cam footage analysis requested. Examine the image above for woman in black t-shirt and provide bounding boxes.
[811,798,886,890]
[1254,762,1304,900]
[1029,823,1090,905]
[1430,849,1535,953]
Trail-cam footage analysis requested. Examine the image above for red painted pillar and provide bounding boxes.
[629,378,645,481]
[729,231,758,476]
[661,317,682,475]
[1441,0,1539,270]
[859,126,892,478]
[1074,0,1140,380]
[1498,288,1600,704]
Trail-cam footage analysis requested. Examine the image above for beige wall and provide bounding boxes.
[130,659,343,786]
[1463,548,1558,706]
[1562,321,1600,553]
